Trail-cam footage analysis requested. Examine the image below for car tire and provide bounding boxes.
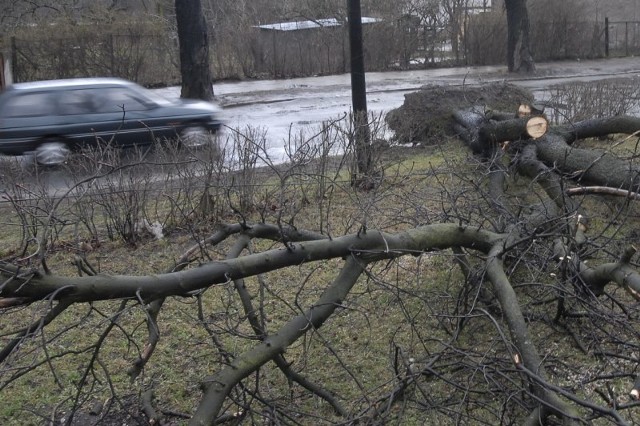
[35,139,71,166]
[180,125,213,149]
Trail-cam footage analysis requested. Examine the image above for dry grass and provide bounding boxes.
[1,122,640,425]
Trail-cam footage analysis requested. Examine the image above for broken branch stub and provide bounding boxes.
[517,103,545,117]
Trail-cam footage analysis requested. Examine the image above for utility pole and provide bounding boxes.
[347,0,372,183]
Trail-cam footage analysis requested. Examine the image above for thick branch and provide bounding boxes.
[127,223,329,381]
[190,255,365,425]
[177,223,328,268]
[225,235,348,416]
[485,244,579,423]
[0,299,72,363]
[534,134,640,191]
[577,260,640,300]
[479,116,547,144]
[0,224,502,303]
[453,108,547,157]
[555,116,640,144]
[566,186,640,200]
[515,144,577,214]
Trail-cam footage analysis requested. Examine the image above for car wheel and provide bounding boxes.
[180,125,213,149]
[35,140,71,166]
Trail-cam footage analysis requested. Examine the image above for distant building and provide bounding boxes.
[255,17,382,32]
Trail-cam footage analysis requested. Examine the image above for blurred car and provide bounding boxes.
[0,78,222,165]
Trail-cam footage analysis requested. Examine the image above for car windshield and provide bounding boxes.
[130,85,172,106]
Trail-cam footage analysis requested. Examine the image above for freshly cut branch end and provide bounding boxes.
[526,116,548,139]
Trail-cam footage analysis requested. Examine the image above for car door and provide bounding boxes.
[106,86,184,142]
[0,91,62,154]
[57,87,155,148]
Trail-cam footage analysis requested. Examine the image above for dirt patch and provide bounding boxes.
[386,83,534,145]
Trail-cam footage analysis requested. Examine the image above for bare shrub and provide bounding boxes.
[248,117,353,232]
[222,126,267,216]
[63,135,230,246]
[0,156,101,263]
[546,77,640,124]
[138,135,231,242]
[65,145,155,245]
[305,119,351,202]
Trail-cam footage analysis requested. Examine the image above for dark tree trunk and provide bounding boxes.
[505,0,535,73]
[175,0,214,101]
[347,0,373,182]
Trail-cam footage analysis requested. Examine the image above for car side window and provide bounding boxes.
[58,89,95,115]
[93,88,150,113]
[3,92,57,117]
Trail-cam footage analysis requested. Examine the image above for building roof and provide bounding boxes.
[255,17,382,32]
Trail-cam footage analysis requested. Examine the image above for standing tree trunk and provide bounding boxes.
[175,0,214,100]
[505,0,535,73]
[347,0,373,184]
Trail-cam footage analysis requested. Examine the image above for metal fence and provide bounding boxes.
[6,18,639,86]
[10,33,181,86]
[605,18,640,57]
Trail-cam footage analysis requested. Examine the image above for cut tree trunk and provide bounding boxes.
[453,108,548,156]
[454,107,640,192]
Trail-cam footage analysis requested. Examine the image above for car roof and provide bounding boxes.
[8,78,136,92]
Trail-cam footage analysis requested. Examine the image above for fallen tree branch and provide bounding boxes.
[555,115,640,144]
[190,255,366,425]
[0,224,502,303]
[0,297,73,364]
[566,186,640,200]
[485,243,580,424]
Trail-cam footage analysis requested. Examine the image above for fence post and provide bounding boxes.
[564,17,568,58]
[605,17,609,57]
[109,34,115,75]
[10,36,18,82]
[272,31,277,79]
[625,21,629,56]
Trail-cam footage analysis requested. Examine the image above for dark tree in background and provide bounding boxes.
[505,0,535,73]
[175,0,214,100]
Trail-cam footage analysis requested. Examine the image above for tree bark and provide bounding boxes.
[535,134,640,192]
[175,0,214,100]
[505,0,535,73]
